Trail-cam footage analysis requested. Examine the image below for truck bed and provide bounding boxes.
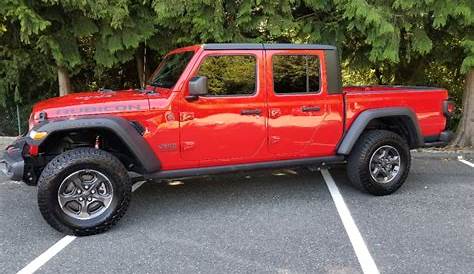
[343,85,448,139]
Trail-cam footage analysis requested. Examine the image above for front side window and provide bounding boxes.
[272,55,320,94]
[149,51,195,88]
[197,55,256,96]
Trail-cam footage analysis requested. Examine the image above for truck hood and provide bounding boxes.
[31,89,151,122]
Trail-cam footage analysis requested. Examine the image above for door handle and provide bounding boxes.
[241,109,262,115]
[301,106,321,112]
[270,108,281,118]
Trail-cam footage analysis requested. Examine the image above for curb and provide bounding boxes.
[0,136,17,141]
[0,136,17,150]
[412,149,474,160]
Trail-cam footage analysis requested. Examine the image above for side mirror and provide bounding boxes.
[187,76,208,101]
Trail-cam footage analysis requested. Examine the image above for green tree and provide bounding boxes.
[1,0,473,146]
[289,0,473,146]
[1,0,159,96]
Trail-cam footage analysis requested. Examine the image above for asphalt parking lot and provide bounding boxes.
[1,150,473,273]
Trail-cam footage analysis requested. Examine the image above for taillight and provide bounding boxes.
[443,100,455,117]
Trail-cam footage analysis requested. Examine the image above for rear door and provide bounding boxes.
[179,50,267,164]
[266,50,344,157]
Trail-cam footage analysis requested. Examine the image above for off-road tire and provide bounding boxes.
[347,130,411,196]
[37,148,131,236]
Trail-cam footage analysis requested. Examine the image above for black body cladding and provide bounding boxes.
[337,107,424,155]
[29,117,161,173]
[324,50,343,94]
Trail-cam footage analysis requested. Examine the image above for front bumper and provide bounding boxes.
[0,138,26,181]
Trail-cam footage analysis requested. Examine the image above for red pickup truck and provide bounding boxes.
[1,44,454,235]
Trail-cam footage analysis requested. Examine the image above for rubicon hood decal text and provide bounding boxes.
[55,105,143,115]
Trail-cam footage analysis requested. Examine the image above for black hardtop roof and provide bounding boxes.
[202,43,336,51]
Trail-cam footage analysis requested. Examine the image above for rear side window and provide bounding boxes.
[272,55,320,94]
[197,55,256,96]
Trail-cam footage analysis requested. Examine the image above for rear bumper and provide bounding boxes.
[0,138,26,181]
[423,130,454,147]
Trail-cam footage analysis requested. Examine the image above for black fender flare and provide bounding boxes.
[337,107,424,155]
[27,116,160,173]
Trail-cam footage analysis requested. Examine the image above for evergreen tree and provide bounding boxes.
[0,0,473,145]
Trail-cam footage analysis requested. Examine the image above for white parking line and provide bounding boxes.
[457,156,474,167]
[17,180,146,274]
[321,169,380,274]
[17,235,77,274]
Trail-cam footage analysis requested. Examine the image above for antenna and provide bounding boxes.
[142,40,147,88]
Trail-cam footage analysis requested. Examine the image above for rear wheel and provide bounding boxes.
[347,130,411,195]
[37,148,131,236]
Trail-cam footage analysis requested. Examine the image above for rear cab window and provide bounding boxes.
[272,55,321,94]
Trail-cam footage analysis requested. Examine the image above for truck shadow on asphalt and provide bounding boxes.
[92,167,363,273]
[120,157,474,232]
[119,168,337,228]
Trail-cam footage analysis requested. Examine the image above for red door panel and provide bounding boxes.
[179,50,267,164]
[266,50,344,157]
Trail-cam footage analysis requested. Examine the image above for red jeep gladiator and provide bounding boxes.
[1,44,454,235]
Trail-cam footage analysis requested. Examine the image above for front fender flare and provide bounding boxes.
[27,116,160,173]
[337,107,424,155]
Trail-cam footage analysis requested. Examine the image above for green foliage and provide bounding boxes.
[0,0,473,135]
[461,39,474,73]
[198,55,256,95]
[273,55,320,93]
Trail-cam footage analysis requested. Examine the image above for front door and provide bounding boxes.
[266,50,344,157]
[179,50,267,165]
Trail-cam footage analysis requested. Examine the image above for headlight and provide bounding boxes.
[29,130,48,141]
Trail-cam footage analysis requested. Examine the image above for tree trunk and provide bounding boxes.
[136,51,145,88]
[57,66,72,96]
[136,44,148,89]
[452,69,474,148]
[374,67,384,85]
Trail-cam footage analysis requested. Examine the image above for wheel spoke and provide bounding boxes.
[92,193,112,206]
[58,194,80,207]
[377,149,387,159]
[78,201,90,218]
[90,177,100,189]
[372,167,381,177]
[388,156,399,165]
[371,157,381,164]
[71,177,84,191]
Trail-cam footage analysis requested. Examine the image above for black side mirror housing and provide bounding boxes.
[187,76,208,101]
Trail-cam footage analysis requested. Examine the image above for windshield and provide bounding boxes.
[149,51,195,88]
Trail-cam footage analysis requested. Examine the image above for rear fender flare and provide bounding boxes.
[337,107,423,155]
[27,116,160,173]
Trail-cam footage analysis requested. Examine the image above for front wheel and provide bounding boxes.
[347,130,411,196]
[37,148,131,236]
